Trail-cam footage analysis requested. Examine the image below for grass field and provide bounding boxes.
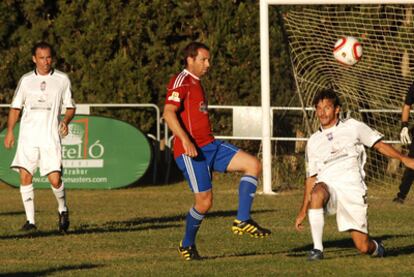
[1,175,414,276]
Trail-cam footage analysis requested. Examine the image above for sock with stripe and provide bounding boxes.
[182,207,205,247]
[236,175,258,221]
[20,184,35,224]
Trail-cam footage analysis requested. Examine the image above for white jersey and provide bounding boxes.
[306,118,383,189]
[11,69,75,147]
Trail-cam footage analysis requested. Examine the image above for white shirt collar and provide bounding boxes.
[183,69,200,80]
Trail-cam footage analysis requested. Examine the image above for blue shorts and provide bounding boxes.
[175,140,239,193]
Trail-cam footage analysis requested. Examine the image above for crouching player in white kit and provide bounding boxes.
[4,41,76,233]
[295,89,414,260]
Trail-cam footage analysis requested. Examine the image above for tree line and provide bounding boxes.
[0,0,297,139]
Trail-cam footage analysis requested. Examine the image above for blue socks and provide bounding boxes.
[182,207,205,247]
[236,175,258,221]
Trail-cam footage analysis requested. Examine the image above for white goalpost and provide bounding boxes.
[260,0,414,194]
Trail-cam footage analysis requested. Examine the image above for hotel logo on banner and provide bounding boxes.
[62,118,104,168]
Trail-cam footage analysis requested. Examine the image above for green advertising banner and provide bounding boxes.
[0,116,152,189]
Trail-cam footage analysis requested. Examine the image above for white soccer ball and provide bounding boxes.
[333,36,362,66]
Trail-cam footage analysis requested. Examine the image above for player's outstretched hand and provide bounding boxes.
[400,127,411,145]
[295,211,306,231]
[4,131,15,149]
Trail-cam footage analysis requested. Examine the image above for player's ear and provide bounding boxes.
[335,106,340,116]
[32,55,37,64]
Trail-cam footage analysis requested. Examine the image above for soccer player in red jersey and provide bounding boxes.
[164,42,271,261]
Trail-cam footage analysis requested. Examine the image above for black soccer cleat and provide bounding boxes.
[392,196,404,204]
[308,249,324,261]
[58,211,70,233]
[178,241,201,261]
[21,221,37,231]
[232,219,271,238]
[372,241,386,258]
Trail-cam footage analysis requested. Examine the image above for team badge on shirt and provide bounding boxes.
[168,91,180,102]
[39,81,47,102]
[40,81,46,91]
[326,132,333,141]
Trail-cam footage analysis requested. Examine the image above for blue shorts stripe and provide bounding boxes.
[175,140,239,193]
[220,143,239,153]
[183,155,199,193]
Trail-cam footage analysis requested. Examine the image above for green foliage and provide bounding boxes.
[0,1,295,135]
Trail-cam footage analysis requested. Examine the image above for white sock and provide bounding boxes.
[20,184,35,224]
[308,208,325,251]
[52,183,67,213]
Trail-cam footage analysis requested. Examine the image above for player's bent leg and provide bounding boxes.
[232,175,271,238]
[350,230,384,257]
[226,150,261,176]
[225,151,270,238]
[309,183,330,209]
[225,152,259,232]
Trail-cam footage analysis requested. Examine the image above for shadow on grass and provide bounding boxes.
[287,233,414,258]
[0,211,25,216]
[0,263,102,276]
[0,209,274,240]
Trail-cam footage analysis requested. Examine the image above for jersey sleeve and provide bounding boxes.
[404,82,414,106]
[165,76,187,108]
[62,76,76,108]
[10,77,25,109]
[305,141,318,178]
[354,119,383,147]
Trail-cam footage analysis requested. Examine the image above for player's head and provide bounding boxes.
[313,89,341,129]
[183,42,210,78]
[32,41,54,75]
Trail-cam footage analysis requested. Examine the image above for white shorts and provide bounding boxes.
[11,143,62,176]
[324,182,368,234]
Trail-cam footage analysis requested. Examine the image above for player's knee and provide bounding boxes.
[195,194,213,214]
[310,188,326,207]
[197,201,212,214]
[246,157,261,176]
[49,180,62,189]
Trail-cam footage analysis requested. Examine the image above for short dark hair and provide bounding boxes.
[31,41,54,56]
[183,42,209,66]
[312,89,341,107]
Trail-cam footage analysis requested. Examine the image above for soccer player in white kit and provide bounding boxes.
[4,41,76,233]
[295,89,414,260]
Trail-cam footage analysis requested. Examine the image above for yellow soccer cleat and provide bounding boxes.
[232,219,271,238]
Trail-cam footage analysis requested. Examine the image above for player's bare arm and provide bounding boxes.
[373,141,414,169]
[401,104,410,123]
[59,108,76,137]
[4,108,21,149]
[163,104,197,157]
[295,175,316,231]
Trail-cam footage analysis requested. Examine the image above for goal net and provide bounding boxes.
[282,4,414,186]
